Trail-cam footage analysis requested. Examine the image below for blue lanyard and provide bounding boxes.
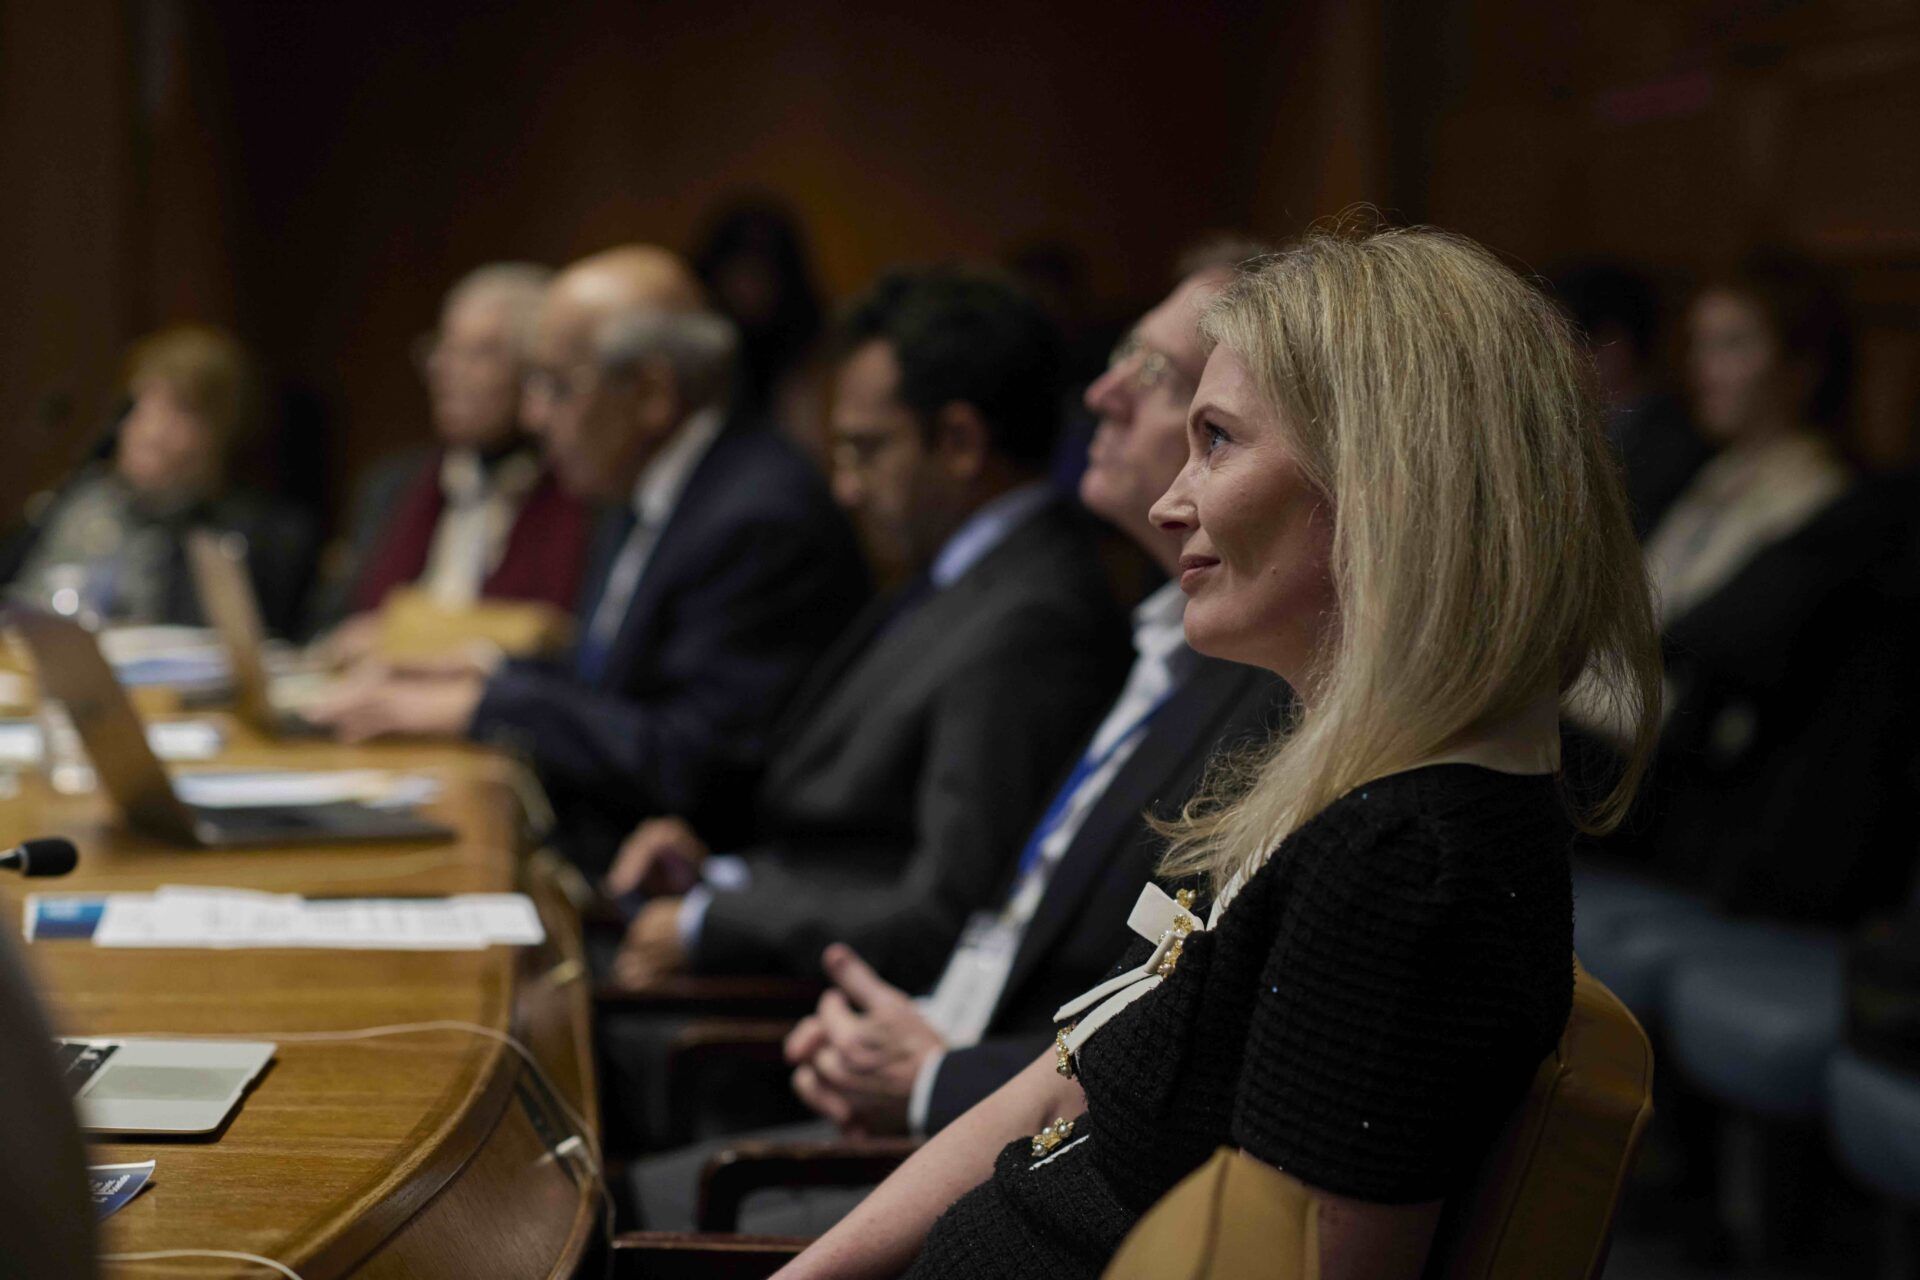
[1011,689,1174,883]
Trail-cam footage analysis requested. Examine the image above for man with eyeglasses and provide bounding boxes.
[309,263,593,658]
[595,264,1128,1147]
[626,241,1291,1234]
[312,245,869,877]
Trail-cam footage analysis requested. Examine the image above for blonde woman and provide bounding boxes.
[772,227,1661,1280]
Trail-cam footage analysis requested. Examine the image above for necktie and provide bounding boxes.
[1010,687,1174,886]
[574,506,641,684]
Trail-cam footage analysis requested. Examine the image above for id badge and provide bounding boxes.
[922,911,1021,1046]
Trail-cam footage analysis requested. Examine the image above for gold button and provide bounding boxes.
[1030,1116,1077,1157]
[1054,1025,1077,1078]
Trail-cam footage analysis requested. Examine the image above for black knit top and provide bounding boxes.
[902,764,1574,1279]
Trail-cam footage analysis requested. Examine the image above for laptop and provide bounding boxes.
[56,1036,274,1134]
[3,605,456,849]
[185,529,326,738]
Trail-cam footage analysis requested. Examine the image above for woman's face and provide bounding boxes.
[1149,343,1337,686]
[116,380,218,500]
[1687,289,1787,443]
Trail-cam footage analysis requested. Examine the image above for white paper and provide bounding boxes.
[171,769,440,810]
[90,886,543,950]
[452,893,547,945]
[97,626,221,662]
[0,719,223,766]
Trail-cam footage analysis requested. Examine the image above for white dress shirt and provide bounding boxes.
[417,447,545,607]
[579,405,726,656]
[906,580,1193,1132]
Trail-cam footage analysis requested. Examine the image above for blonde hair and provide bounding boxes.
[123,324,258,450]
[1160,226,1661,893]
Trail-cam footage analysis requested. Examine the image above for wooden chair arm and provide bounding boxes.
[595,972,827,1018]
[609,1231,809,1279]
[698,1136,921,1231]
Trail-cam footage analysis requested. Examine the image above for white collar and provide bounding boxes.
[630,405,726,527]
[1131,580,1189,666]
[439,446,541,506]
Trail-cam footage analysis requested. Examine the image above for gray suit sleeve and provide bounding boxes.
[692,630,1116,989]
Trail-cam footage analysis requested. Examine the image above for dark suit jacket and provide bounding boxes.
[692,498,1131,989]
[469,416,869,874]
[921,658,1289,1134]
[1607,475,1920,925]
[304,449,430,633]
[1609,391,1711,542]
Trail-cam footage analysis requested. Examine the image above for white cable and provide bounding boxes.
[104,1021,615,1262]
[100,1248,304,1278]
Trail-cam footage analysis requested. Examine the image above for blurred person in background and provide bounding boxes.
[311,245,868,875]
[596,265,1125,1151]
[1578,251,1917,926]
[0,932,95,1277]
[692,196,830,462]
[4,325,316,636]
[1551,260,1710,539]
[626,243,1288,1236]
[308,263,591,658]
[601,266,1129,995]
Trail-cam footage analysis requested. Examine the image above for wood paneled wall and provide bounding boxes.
[4,0,1917,532]
[1404,0,1920,463]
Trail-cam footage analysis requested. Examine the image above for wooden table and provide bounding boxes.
[0,719,601,1279]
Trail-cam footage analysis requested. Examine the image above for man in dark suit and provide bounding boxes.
[313,246,869,873]
[628,254,1290,1230]
[603,267,1131,994]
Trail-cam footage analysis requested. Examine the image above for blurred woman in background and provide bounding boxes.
[5,324,315,635]
[1622,254,1915,923]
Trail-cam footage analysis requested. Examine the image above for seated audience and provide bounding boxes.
[6,325,316,635]
[312,245,869,873]
[1582,252,1914,923]
[603,267,1130,993]
[629,247,1291,1234]
[309,263,591,655]
[1551,260,1710,539]
[768,226,1661,1280]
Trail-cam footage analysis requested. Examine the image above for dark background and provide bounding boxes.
[5,0,1918,530]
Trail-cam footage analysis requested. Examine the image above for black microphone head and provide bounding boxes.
[17,838,78,877]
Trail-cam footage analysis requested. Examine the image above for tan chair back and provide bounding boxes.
[1104,960,1654,1280]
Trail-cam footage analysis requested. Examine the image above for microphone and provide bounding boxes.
[0,838,79,878]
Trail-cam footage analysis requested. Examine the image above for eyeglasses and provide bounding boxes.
[1107,333,1185,397]
[521,363,604,406]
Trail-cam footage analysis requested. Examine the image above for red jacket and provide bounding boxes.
[350,453,591,614]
